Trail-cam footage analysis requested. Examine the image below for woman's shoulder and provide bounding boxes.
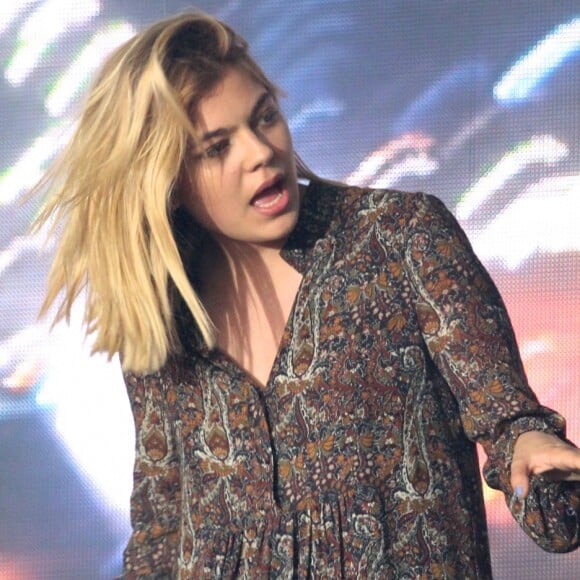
[122,348,195,393]
[307,178,451,233]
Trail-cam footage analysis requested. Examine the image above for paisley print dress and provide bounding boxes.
[122,181,580,579]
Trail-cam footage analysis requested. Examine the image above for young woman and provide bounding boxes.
[35,12,580,579]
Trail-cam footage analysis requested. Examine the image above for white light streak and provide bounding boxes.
[288,97,344,130]
[346,133,434,185]
[0,324,49,396]
[467,174,580,269]
[0,232,51,278]
[5,0,100,87]
[370,153,438,188]
[520,338,551,360]
[0,324,46,371]
[494,17,580,104]
[0,0,41,35]
[0,122,72,205]
[441,107,497,160]
[456,135,568,221]
[42,313,134,512]
[45,21,135,117]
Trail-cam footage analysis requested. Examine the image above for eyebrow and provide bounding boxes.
[200,91,273,142]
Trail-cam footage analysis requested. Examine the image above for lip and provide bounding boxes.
[250,173,291,216]
[251,173,285,203]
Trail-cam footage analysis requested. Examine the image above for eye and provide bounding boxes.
[259,106,280,126]
[204,139,229,159]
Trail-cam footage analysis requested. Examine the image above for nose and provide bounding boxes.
[243,128,274,171]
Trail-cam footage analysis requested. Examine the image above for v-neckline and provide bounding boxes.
[209,269,305,392]
[185,179,342,387]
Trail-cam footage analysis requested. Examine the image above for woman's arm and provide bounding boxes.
[399,192,580,552]
[122,369,181,578]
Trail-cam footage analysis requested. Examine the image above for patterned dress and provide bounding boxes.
[122,181,580,579]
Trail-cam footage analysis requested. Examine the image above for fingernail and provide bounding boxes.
[515,485,523,499]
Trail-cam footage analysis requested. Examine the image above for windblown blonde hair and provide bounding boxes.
[33,12,316,373]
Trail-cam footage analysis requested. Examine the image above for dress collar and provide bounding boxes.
[280,179,343,273]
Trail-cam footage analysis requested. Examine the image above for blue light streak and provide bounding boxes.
[494,17,580,104]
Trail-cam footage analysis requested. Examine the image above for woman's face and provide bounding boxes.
[178,66,300,251]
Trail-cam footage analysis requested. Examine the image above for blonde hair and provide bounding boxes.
[33,12,315,373]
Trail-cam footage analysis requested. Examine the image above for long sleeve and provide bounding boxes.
[122,368,181,578]
[400,192,580,552]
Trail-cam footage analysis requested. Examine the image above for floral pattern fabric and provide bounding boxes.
[122,181,580,579]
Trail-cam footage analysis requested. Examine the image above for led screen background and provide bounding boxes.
[0,0,579,577]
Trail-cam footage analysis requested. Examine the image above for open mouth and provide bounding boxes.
[251,175,285,209]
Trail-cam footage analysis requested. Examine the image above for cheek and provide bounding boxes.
[196,162,236,195]
[274,120,293,151]
[180,177,233,232]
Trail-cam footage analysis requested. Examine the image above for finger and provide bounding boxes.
[510,457,531,500]
[530,446,580,479]
[543,468,580,482]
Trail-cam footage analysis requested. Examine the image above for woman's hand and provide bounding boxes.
[511,430,580,500]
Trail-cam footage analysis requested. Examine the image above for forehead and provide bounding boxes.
[196,67,268,127]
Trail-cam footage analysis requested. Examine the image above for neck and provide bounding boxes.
[208,235,288,274]
[198,235,288,301]
[197,233,303,371]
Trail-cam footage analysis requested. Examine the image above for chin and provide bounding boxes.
[255,221,297,249]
